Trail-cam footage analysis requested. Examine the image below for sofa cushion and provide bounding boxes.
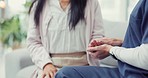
[16,65,36,78]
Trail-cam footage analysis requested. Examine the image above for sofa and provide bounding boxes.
[5,20,127,78]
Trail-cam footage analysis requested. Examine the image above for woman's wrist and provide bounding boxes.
[43,63,53,70]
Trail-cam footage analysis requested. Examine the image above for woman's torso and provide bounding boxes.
[46,0,86,53]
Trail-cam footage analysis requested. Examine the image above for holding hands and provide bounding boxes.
[87,37,123,59]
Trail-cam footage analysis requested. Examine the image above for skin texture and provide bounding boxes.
[42,63,57,78]
[87,37,123,59]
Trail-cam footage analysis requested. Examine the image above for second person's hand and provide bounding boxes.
[87,44,113,59]
[96,37,123,46]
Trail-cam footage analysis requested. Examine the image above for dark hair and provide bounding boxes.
[29,0,87,30]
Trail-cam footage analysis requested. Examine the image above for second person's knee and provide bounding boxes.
[55,66,76,78]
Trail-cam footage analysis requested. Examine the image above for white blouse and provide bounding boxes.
[47,0,86,53]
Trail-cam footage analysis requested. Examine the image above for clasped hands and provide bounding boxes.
[87,37,123,59]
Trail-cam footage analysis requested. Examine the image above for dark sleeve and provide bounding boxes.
[142,0,148,44]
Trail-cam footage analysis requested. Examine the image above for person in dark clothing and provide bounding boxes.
[55,0,148,78]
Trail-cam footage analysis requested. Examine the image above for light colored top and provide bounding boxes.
[47,0,86,53]
[110,44,148,70]
[27,0,104,69]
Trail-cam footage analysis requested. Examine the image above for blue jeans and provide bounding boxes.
[55,66,122,78]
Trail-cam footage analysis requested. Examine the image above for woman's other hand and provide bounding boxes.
[88,39,103,47]
[42,63,57,78]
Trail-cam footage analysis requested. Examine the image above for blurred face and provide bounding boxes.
[60,0,70,2]
[0,1,6,8]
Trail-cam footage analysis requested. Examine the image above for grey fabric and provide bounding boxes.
[16,65,36,78]
[103,20,127,39]
[5,48,34,78]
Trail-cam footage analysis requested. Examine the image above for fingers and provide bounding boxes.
[42,63,58,78]
[97,52,109,59]
[41,71,55,78]
[87,47,98,52]
[89,40,98,47]
[92,40,98,46]
[41,73,46,78]
[98,37,123,46]
[89,50,109,59]
[94,37,111,45]
[49,71,54,78]
[87,44,111,59]
[53,71,57,77]
[87,46,104,52]
[89,51,103,56]
[97,39,111,45]
[45,74,50,78]
[89,39,104,46]
[52,68,58,76]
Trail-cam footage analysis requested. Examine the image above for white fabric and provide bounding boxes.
[109,44,148,70]
[47,0,86,53]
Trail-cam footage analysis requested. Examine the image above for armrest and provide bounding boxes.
[5,48,34,78]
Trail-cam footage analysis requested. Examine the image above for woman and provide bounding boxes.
[27,0,104,78]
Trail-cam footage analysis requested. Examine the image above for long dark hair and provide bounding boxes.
[29,0,87,30]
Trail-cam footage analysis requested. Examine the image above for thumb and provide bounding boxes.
[87,46,99,52]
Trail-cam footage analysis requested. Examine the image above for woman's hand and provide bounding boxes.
[88,39,103,53]
[88,39,103,47]
[87,44,113,59]
[42,63,57,78]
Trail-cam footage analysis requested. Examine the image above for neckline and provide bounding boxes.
[58,0,70,13]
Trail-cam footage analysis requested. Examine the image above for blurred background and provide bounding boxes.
[0,0,139,78]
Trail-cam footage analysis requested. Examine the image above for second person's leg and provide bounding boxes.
[55,66,121,78]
